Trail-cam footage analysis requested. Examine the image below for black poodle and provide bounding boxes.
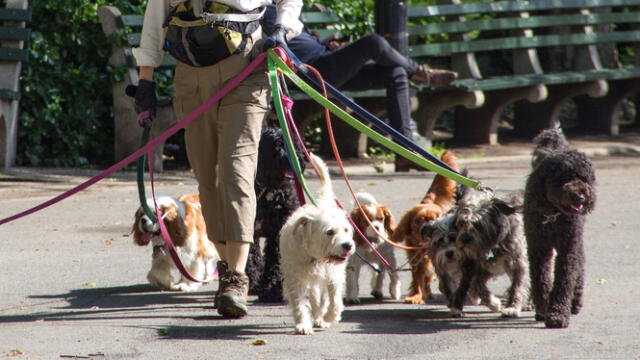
[523,128,596,328]
[246,126,305,303]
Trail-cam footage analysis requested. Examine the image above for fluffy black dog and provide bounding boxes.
[524,128,596,328]
[246,126,305,303]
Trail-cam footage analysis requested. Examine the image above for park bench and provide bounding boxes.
[98,5,393,168]
[407,0,640,144]
[0,0,30,169]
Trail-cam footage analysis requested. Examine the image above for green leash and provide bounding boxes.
[266,49,481,190]
[267,55,317,206]
[137,124,157,222]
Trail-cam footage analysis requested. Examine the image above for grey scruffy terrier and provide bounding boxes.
[448,187,530,318]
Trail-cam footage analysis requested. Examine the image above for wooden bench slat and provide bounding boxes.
[0,26,30,41]
[0,47,28,62]
[0,89,20,101]
[300,11,341,24]
[409,31,640,57]
[409,12,640,36]
[120,14,144,27]
[408,0,640,18]
[0,7,31,22]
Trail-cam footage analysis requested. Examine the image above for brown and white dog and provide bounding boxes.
[391,151,460,304]
[346,192,401,304]
[132,194,218,291]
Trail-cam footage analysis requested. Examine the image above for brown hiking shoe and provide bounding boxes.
[217,270,249,318]
[410,64,458,87]
[213,260,229,309]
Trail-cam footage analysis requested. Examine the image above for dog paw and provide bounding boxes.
[404,295,425,305]
[450,308,464,318]
[534,313,546,322]
[295,324,314,335]
[500,307,521,318]
[469,296,481,306]
[323,312,341,324]
[173,283,198,292]
[390,289,401,301]
[370,290,383,300]
[545,313,570,328]
[486,295,503,312]
[313,319,330,329]
[345,297,360,305]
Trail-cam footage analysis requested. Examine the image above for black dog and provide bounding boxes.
[246,126,305,302]
[524,128,596,328]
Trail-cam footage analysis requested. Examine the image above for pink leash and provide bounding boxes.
[0,52,267,227]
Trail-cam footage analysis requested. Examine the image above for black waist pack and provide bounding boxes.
[163,1,263,67]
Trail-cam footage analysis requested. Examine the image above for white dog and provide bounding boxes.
[346,192,401,303]
[279,153,356,335]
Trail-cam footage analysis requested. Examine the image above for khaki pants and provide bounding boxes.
[173,33,269,244]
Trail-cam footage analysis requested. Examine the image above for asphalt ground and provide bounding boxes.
[1,132,640,360]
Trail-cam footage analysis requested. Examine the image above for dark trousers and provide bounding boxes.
[309,34,419,139]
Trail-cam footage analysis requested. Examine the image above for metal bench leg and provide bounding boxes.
[0,99,18,169]
[513,80,607,139]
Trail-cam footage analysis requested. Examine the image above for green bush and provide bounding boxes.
[17,1,147,167]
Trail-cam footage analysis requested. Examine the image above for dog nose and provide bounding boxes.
[445,250,454,259]
[342,242,353,252]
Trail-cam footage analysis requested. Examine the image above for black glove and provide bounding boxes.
[263,24,288,50]
[125,79,157,127]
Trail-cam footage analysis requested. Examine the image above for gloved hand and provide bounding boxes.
[125,79,157,127]
[263,24,288,50]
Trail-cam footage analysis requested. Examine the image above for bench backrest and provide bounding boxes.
[0,5,31,101]
[407,0,640,79]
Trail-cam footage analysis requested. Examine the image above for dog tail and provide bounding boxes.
[309,152,335,204]
[531,128,569,168]
[421,150,460,211]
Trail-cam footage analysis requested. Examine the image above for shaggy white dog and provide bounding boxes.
[279,153,355,335]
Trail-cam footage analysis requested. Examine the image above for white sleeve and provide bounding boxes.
[132,0,170,68]
[274,0,303,37]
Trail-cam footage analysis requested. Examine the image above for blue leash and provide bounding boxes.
[277,45,460,175]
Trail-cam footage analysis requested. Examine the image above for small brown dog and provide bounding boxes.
[391,151,460,304]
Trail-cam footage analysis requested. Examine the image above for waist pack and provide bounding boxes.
[163,1,264,67]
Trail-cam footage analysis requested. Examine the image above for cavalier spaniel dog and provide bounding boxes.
[346,192,400,303]
[391,150,460,304]
[132,194,218,291]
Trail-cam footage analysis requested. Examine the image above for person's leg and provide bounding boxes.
[339,64,413,139]
[213,35,269,317]
[310,34,418,88]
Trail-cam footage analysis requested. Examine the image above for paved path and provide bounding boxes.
[1,137,640,359]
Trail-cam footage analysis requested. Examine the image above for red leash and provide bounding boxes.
[0,52,268,227]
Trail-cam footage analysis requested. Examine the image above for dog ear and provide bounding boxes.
[383,207,395,235]
[292,215,312,238]
[132,210,148,246]
[391,211,412,243]
[492,199,518,215]
[164,206,187,246]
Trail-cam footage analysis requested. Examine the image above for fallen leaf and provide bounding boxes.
[105,240,113,246]
[159,328,170,335]
[596,278,607,285]
[83,282,96,287]
[7,349,23,356]
[251,339,268,346]
[19,306,28,310]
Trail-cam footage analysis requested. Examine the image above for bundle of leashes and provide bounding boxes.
[0,46,481,281]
